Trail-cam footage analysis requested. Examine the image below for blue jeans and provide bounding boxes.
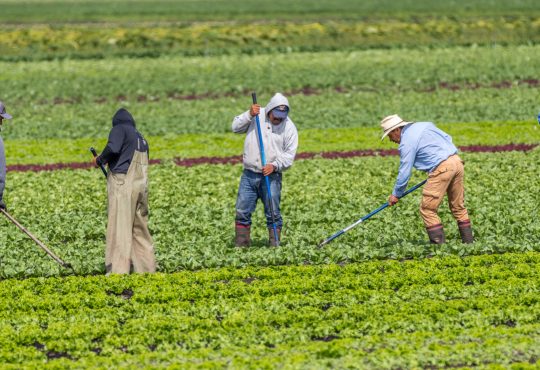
[235,169,283,228]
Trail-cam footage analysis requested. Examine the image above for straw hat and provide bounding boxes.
[380,114,412,140]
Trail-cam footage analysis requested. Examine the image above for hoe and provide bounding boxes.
[1,209,73,270]
[318,179,427,247]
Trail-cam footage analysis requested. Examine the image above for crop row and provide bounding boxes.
[4,86,539,141]
[2,45,539,104]
[2,17,539,61]
[2,0,539,24]
[7,144,537,174]
[0,149,538,279]
[0,252,538,368]
[3,121,537,165]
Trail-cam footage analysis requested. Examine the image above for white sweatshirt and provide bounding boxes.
[232,93,299,173]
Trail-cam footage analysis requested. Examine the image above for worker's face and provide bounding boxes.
[388,127,401,144]
[268,111,285,125]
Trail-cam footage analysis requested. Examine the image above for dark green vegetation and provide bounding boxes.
[1,253,539,368]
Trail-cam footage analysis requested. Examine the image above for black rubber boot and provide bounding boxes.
[268,228,282,247]
[235,224,251,247]
[458,219,474,244]
[426,224,445,244]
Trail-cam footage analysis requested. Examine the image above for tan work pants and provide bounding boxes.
[106,150,156,274]
[420,155,469,227]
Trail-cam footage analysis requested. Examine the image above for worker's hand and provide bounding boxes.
[388,194,399,206]
[0,199,6,210]
[92,156,98,167]
[250,104,261,117]
[262,164,275,176]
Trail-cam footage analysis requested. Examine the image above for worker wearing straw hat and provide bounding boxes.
[381,114,473,244]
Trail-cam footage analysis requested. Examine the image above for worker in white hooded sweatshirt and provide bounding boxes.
[232,93,298,247]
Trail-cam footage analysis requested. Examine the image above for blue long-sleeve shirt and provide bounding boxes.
[392,122,457,197]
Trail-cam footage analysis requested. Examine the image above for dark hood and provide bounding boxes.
[112,108,135,127]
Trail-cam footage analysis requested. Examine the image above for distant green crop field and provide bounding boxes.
[1,0,539,23]
[4,46,539,103]
[0,0,538,61]
[1,17,539,61]
[2,45,539,141]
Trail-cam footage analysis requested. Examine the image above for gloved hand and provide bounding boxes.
[0,199,6,210]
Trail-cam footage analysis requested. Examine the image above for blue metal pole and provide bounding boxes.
[318,179,427,247]
[252,92,280,246]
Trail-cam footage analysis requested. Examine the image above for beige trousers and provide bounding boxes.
[106,150,156,274]
[420,155,469,227]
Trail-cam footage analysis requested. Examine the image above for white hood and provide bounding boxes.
[232,93,298,173]
[265,93,290,116]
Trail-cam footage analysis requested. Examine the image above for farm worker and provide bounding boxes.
[93,108,156,274]
[232,93,298,246]
[0,101,12,211]
[381,114,473,244]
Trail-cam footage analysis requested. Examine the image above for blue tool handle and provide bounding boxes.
[361,203,389,222]
[318,179,427,247]
[251,92,279,245]
[252,92,266,165]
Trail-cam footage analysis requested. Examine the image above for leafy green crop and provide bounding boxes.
[1,150,539,278]
[3,121,537,166]
[3,87,540,141]
[0,253,539,367]
[3,45,540,104]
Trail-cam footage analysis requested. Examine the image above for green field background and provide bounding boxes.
[0,0,540,368]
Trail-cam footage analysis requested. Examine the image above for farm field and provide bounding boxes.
[0,0,539,368]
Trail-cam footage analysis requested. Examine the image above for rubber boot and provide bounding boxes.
[268,228,282,247]
[235,224,251,247]
[458,219,474,244]
[426,224,445,244]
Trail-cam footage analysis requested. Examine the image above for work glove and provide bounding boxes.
[0,199,6,210]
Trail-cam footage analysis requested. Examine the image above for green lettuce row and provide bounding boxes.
[4,86,539,141]
[0,150,538,278]
[0,253,539,367]
[4,121,537,165]
[2,45,539,104]
[2,17,539,62]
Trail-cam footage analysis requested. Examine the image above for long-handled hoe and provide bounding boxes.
[318,179,427,248]
[1,208,74,271]
[252,92,280,246]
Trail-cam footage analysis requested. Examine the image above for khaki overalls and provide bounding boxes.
[105,149,156,274]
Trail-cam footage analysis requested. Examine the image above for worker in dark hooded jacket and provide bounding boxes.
[93,108,156,274]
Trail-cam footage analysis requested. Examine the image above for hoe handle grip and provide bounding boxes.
[252,92,258,104]
[90,147,108,178]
